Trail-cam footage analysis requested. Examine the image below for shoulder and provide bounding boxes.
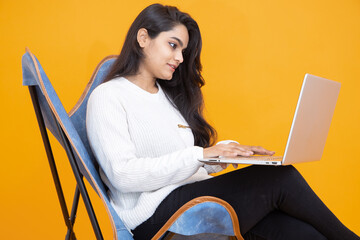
[89,77,128,102]
[87,77,130,112]
[91,77,127,97]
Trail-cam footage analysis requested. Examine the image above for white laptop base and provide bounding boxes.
[199,74,341,166]
[200,156,283,166]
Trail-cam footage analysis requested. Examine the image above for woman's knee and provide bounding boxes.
[245,211,327,240]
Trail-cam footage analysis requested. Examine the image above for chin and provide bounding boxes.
[161,74,173,80]
[157,71,174,80]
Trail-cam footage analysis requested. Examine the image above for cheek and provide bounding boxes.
[155,42,172,58]
[145,43,174,75]
[152,49,172,69]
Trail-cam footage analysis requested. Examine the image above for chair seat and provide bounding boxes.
[153,196,241,239]
[169,201,235,236]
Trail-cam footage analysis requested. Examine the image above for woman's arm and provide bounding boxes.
[86,89,204,193]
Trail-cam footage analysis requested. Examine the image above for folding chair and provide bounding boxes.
[22,47,243,240]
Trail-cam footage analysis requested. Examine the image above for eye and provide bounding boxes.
[169,42,177,49]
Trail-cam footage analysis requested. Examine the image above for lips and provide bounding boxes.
[167,63,177,71]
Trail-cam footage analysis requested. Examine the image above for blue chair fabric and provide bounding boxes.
[22,48,243,240]
[22,50,131,239]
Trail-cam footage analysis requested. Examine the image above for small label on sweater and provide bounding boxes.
[178,124,190,129]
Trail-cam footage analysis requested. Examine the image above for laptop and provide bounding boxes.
[199,74,341,166]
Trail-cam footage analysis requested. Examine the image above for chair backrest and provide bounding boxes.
[67,55,118,189]
[68,55,116,168]
[22,48,133,240]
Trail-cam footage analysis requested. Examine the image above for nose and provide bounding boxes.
[175,50,184,64]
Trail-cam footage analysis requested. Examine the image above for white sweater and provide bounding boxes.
[86,77,223,230]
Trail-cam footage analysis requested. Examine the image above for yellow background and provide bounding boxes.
[1,0,359,239]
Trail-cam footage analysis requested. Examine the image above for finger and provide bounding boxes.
[237,150,254,156]
[221,150,253,157]
[238,144,252,151]
[268,151,275,156]
[229,143,251,150]
[251,146,275,155]
[220,144,250,153]
[226,145,254,155]
[230,143,252,152]
[216,145,254,157]
[225,144,274,156]
[232,163,238,169]
[220,163,227,169]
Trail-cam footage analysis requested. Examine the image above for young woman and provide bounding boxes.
[86,3,359,240]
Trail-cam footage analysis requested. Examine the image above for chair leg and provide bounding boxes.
[29,87,76,237]
[53,116,103,240]
[65,185,80,240]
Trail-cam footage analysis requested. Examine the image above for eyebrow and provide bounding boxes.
[170,37,187,49]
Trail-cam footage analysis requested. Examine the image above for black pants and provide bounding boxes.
[132,165,359,240]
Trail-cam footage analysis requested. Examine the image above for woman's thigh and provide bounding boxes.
[244,211,327,240]
[152,165,308,233]
[133,165,305,238]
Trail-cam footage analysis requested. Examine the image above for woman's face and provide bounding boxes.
[138,24,189,80]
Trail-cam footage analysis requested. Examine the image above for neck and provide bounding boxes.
[125,74,158,93]
[125,68,158,94]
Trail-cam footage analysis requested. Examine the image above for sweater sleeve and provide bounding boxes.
[86,88,204,193]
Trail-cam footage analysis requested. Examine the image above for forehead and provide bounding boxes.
[158,24,189,46]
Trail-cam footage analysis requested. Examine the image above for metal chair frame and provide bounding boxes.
[28,86,103,240]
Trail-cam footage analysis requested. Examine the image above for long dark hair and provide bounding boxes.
[104,3,217,147]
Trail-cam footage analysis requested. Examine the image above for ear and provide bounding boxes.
[137,28,149,48]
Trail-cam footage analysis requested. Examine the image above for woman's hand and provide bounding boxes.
[203,142,275,169]
[236,144,275,156]
[203,142,254,158]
